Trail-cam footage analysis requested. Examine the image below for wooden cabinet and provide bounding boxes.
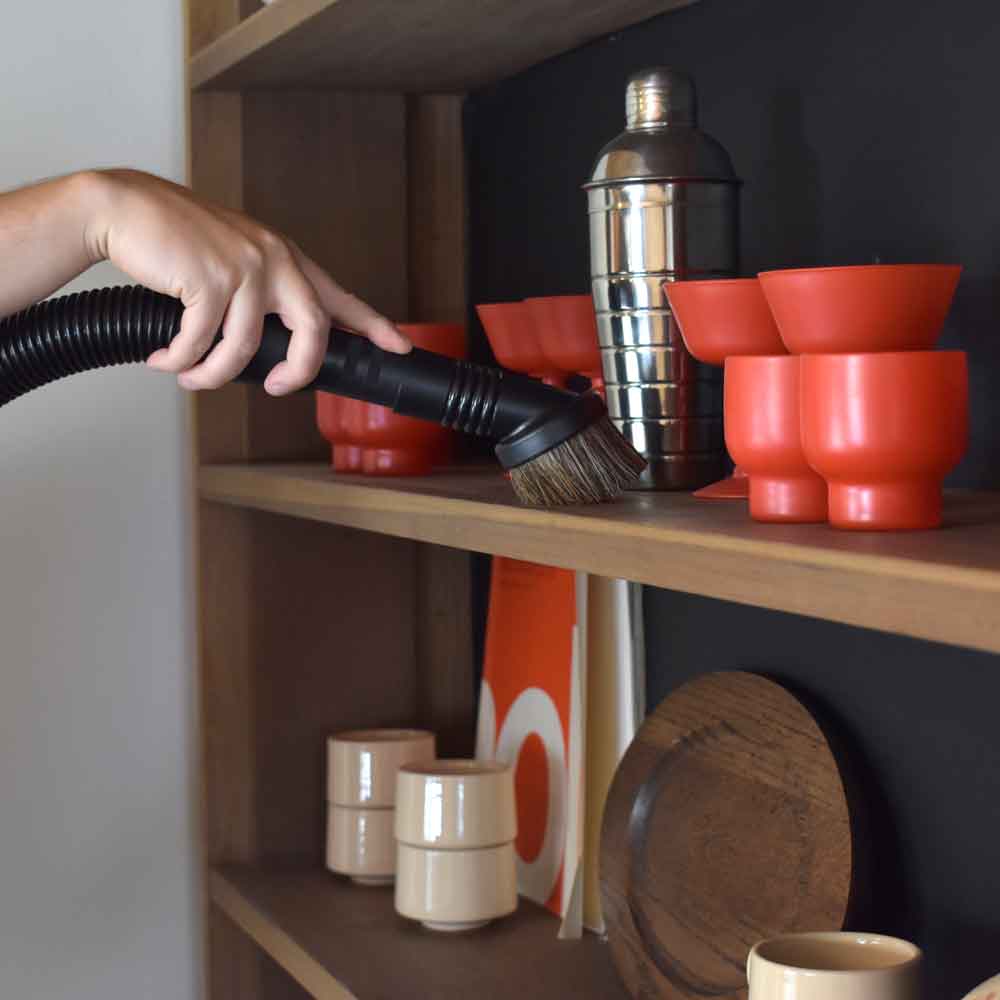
[186,2,1000,995]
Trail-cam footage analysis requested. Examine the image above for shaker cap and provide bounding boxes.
[626,67,696,128]
[585,66,739,187]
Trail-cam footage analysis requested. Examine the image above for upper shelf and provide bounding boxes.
[199,463,1000,654]
[189,0,695,92]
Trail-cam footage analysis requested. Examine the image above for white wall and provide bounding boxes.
[0,2,197,999]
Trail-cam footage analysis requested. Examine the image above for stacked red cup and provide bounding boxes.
[759,265,965,530]
[668,265,966,530]
[316,323,466,478]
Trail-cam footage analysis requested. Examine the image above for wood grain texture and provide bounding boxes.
[415,544,475,757]
[211,864,628,999]
[249,513,420,860]
[601,672,853,1000]
[190,0,699,92]
[187,35,263,997]
[239,91,408,465]
[189,78,417,996]
[407,95,466,325]
[198,464,1000,654]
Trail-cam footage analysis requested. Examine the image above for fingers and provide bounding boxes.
[264,271,330,396]
[147,292,227,374]
[292,245,410,354]
[177,280,265,390]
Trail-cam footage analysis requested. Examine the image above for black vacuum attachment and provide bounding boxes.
[0,286,646,504]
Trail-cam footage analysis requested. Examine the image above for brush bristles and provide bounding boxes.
[508,416,647,506]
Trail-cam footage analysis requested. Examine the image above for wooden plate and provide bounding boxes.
[600,672,853,999]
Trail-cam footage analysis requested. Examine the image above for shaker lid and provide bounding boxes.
[585,67,739,187]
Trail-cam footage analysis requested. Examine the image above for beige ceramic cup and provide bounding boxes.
[747,932,922,1000]
[327,729,435,807]
[325,805,397,885]
[395,841,517,931]
[395,759,516,849]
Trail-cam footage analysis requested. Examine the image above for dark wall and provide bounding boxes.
[465,0,1000,995]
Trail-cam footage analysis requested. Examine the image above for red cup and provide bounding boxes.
[523,295,603,395]
[664,278,786,365]
[315,392,363,472]
[352,323,466,476]
[801,351,968,530]
[758,264,962,354]
[338,397,366,473]
[476,301,563,385]
[725,356,827,523]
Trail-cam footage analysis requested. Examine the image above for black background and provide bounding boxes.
[465,0,1000,994]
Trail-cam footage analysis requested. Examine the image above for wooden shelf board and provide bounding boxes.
[210,864,626,999]
[199,462,1000,654]
[190,0,695,92]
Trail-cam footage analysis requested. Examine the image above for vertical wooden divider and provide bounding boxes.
[189,3,477,990]
[407,95,478,758]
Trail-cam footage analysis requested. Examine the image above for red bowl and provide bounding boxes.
[758,264,962,354]
[354,322,466,476]
[523,295,603,393]
[476,302,560,382]
[664,278,786,365]
[801,351,968,530]
[725,355,827,523]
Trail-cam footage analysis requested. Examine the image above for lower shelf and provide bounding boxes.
[211,864,627,999]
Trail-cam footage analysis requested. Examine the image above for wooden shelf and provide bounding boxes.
[211,864,626,999]
[190,0,694,92]
[200,462,1000,654]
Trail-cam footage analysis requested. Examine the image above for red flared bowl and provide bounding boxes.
[801,351,968,530]
[725,355,827,523]
[523,295,602,391]
[664,278,786,366]
[476,301,551,378]
[758,264,962,354]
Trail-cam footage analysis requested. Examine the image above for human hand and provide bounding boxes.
[86,169,410,395]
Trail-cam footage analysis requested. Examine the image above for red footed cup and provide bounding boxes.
[801,351,968,531]
[725,356,827,523]
[523,295,603,395]
[315,392,363,472]
[664,278,786,364]
[354,323,466,476]
[476,301,563,385]
[758,264,962,354]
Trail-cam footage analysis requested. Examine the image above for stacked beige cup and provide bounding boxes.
[395,760,518,931]
[326,729,435,886]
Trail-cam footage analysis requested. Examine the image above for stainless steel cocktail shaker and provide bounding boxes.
[585,67,740,489]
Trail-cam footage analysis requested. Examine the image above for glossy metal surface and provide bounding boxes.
[595,308,678,348]
[602,346,714,384]
[631,451,727,491]
[614,417,723,454]
[605,381,723,420]
[586,67,739,489]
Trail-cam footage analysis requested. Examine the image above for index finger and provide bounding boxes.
[290,244,411,354]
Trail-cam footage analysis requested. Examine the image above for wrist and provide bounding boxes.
[72,168,120,266]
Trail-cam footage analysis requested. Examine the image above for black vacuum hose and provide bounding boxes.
[0,286,593,455]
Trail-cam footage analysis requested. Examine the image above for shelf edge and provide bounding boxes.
[197,465,1000,654]
[210,868,354,999]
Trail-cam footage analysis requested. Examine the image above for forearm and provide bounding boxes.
[0,170,107,318]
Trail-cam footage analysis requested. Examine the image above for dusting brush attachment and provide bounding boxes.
[495,392,646,505]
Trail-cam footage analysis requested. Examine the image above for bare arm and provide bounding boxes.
[0,169,409,394]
